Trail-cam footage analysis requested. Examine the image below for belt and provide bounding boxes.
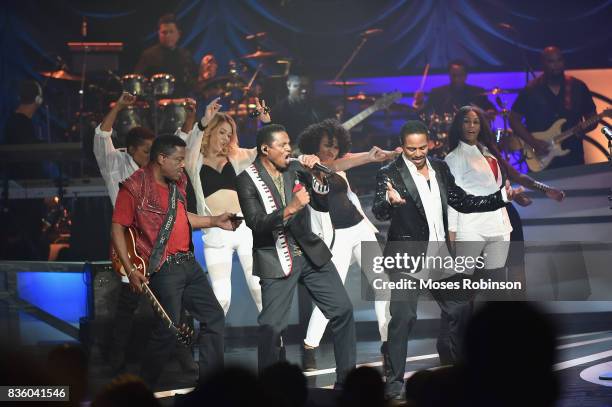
[164,251,194,265]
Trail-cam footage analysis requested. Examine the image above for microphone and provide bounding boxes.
[288,157,334,175]
[602,126,612,140]
[245,32,266,40]
[360,28,383,37]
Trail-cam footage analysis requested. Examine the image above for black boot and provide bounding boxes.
[301,344,317,371]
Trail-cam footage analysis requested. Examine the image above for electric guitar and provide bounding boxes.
[110,227,194,346]
[523,108,612,172]
[342,91,403,130]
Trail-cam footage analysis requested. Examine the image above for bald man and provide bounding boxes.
[509,46,597,168]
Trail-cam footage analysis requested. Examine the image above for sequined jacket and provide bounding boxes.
[372,156,506,242]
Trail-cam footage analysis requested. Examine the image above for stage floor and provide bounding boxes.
[84,331,612,406]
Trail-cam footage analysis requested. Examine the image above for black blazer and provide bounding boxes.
[372,156,506,243]
[236,157,332,279]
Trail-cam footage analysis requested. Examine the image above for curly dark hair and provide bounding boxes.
[297,119,352,158]
[448,105,505,168]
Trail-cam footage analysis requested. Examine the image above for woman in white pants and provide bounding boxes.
[445,106,514,272]
[446,106,566,303]
[297,119,394,371]
[445,106,565,270]
[181,98,267,314]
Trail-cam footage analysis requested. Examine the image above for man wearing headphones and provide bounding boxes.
[3,80,43,145]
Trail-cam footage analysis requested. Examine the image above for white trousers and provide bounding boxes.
[304,219,391,347]
[203,222,262,315]
[454,231,511,273]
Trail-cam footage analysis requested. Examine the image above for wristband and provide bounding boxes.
[197,120,208,132]
[533,181,552,193]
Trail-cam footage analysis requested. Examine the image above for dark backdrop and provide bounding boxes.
[1,0,611,140]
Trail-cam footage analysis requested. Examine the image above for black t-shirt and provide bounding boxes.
[3,112,37,144]
[134,44,197,98]
[326,174,363,229]
[512,75,596,167]
[2,112,45,179]
[424,84,495,115]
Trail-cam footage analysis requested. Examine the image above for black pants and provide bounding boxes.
[141,256,224,387]
[258,255,356,384]
[109,283,194,371]
[385,274,471,396]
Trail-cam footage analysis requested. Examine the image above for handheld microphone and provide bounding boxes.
[601,126,612,140]
[288,157,334,175]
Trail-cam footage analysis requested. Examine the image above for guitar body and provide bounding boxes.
[524,118,571,172]
[110,227,147,277]
[522,108,611,172]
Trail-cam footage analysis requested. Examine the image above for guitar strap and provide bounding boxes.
[148,182,185,274]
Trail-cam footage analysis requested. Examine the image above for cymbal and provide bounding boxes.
[346,93,375,102]
[241,50,278,59]
[479,87,511,96]
[40,69,82,81]
[326,80,367,87]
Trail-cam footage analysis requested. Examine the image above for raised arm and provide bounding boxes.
[328,147,399,172]
[94,93,136,174]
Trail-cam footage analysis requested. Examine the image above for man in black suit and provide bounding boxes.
[372,121,522,399]
[236,124,355,387]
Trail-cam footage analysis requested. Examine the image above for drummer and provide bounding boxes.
[134,13,197,98]
[412,59,496,120]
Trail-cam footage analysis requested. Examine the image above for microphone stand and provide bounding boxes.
[500,24,536,84]
[333,34,371,120]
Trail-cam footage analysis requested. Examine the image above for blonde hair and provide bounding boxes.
[200,112,239,157]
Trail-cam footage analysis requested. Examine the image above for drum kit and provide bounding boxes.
[116,72,189,141]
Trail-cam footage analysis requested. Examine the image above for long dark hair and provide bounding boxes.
[448,106,502,161]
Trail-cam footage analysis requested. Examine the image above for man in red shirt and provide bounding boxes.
[111,134,239,388]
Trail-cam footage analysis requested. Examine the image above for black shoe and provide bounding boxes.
[301,345,317,371]
[175,346,198,375]
[381,341,392,379]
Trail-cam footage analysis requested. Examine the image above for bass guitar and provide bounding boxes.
[523,108,612,172]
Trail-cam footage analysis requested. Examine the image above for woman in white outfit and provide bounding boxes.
[446,106,566,300]
[296,118,393,371]
[445,106,514,273]
[180,98,266,314]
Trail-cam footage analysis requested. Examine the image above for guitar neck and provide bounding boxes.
[342,105,378,130]
[142,284,175,329]
[554,112,603,143]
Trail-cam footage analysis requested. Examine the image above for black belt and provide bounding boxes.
[164,251,194,265]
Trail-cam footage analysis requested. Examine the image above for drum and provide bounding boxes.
[156,99,187,136]
[110,101,150,144]
[150,73,175,97]
[121,74,148,97]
